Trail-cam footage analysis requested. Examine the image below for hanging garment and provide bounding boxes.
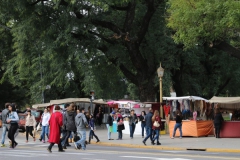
[193,111,197,121]
[163,105,170,117]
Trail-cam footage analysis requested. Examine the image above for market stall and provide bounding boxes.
[163,96,214,137]
[107,100,151,135]
[209,96,240,138]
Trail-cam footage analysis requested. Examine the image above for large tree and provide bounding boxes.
[0,0,178,102]
[167,0,240,60]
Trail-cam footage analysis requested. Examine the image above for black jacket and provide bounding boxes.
[64,111,77,131]
[214,113,224,124]
[107,115,113,126]
[139,115,146,125]
[145,112,153,127]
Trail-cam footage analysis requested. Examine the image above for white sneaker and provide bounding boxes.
[73,142,78,150]
[171,137,174,139]
[180,137,182,139]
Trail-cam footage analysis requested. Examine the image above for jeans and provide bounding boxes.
[141,123,146,137]
[129,123,136,138]
[106,124,111,139]
[61,130,73,147]
[8,123,18,148]
[41,126,49,141]
[152,129,160,142]
[118,130,122,139]
[26,126,34,141]
[75,130,86,150]
[172,123,182,137]
[143,126,153,142]
[1,124,7,144]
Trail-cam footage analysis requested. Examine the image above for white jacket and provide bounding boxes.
[41,112,50,126]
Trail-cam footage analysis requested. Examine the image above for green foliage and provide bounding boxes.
[167,0,240,48]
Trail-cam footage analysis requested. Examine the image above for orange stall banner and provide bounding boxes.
[169,120,214,137]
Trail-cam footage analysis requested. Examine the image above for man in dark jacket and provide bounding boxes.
[143,108,153,145]
[61,103,76,149]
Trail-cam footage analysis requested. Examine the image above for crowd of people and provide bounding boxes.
[0,102,225,153]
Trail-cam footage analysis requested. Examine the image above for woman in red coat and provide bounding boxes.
[152,110,161,145]
[47,106,64,153]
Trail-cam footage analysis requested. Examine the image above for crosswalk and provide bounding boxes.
[121,156,193,160]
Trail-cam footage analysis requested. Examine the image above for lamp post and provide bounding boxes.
[90,90,95,115]
[157,63,164,118]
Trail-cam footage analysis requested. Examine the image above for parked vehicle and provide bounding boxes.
[18,113,27,132]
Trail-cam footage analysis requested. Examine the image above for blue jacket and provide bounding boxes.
[7,111,19,124]
[145,112,153,127]
[89,118,95,130]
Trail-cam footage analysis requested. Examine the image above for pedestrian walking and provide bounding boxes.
[40,108,50,143]
[47,105,65,153]
[7,104,19,149]
[214,108,224,138]
[0,103,10,147]
[142,108,153,145]
[61,103,76,149]
[139,111,146,138]
[171,110,183,139]
[25,110,36,142]
[74,107,88,150]
[106,112,114,140]
[152,110,161,145]
[128,110,138,139]
[88,114,100,144]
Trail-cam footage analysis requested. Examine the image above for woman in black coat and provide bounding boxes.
[214,108,224,138]
[117,116,125,140]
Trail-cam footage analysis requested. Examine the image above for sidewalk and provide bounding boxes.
[89,127,240,153]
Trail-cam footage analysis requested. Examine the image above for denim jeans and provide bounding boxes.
[75,130,86,150]
[41,126,49,141]
[1,124,7,144]
[152,129,160,142]
[143,126,153,142]
[106,124,111,139]
[141,123,146,137]
[118,130,122,139]
[172,123,182,137]
[129,123,136,138]
[61,130,73,146]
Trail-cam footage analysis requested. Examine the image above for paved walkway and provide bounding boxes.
[88,126,240,153]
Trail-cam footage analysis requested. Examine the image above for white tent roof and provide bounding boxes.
[32,103,50,109]
[163,96,209,102]
[209,96,240,104]
[50,98,107,105]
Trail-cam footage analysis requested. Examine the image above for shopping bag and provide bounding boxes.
[36,123,42,131]
[112,121,117,133]
[109,126,113,132]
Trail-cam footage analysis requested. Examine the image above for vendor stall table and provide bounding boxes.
[169,120,214,137]
[220,121,240,138]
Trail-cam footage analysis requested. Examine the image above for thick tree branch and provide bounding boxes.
[124,1,136,32]
[213,41,240,60]
[137,0,161,45]
[91,20,123,34]
[88,30,116,45]
[110,5,129,11]
[215,77,232,96]
[30,0,47,6]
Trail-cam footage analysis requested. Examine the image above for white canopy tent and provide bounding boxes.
[209,96,240,104]
[163,96,209,102]
[50,98,107,105]
[32,103,50,109]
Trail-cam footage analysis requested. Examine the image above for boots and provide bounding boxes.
[96,136,100,143]
[89,137,91,144]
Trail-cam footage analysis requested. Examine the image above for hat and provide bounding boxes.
[111,111,115,115]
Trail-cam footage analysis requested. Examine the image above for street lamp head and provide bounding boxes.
[157,63,164,78]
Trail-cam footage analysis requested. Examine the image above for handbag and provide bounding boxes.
[0,120,2,128]
[153,121,160,127]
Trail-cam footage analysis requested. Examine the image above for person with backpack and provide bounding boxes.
[88,114,100,144]
[7,104,19,148]
[74,107,88,150]
[61,103,76,149]
[0,103,10,147]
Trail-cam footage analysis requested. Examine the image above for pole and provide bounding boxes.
[90,98,93,115]
[160,77,163,118]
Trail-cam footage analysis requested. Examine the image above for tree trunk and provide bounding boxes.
[138,80,157,102]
